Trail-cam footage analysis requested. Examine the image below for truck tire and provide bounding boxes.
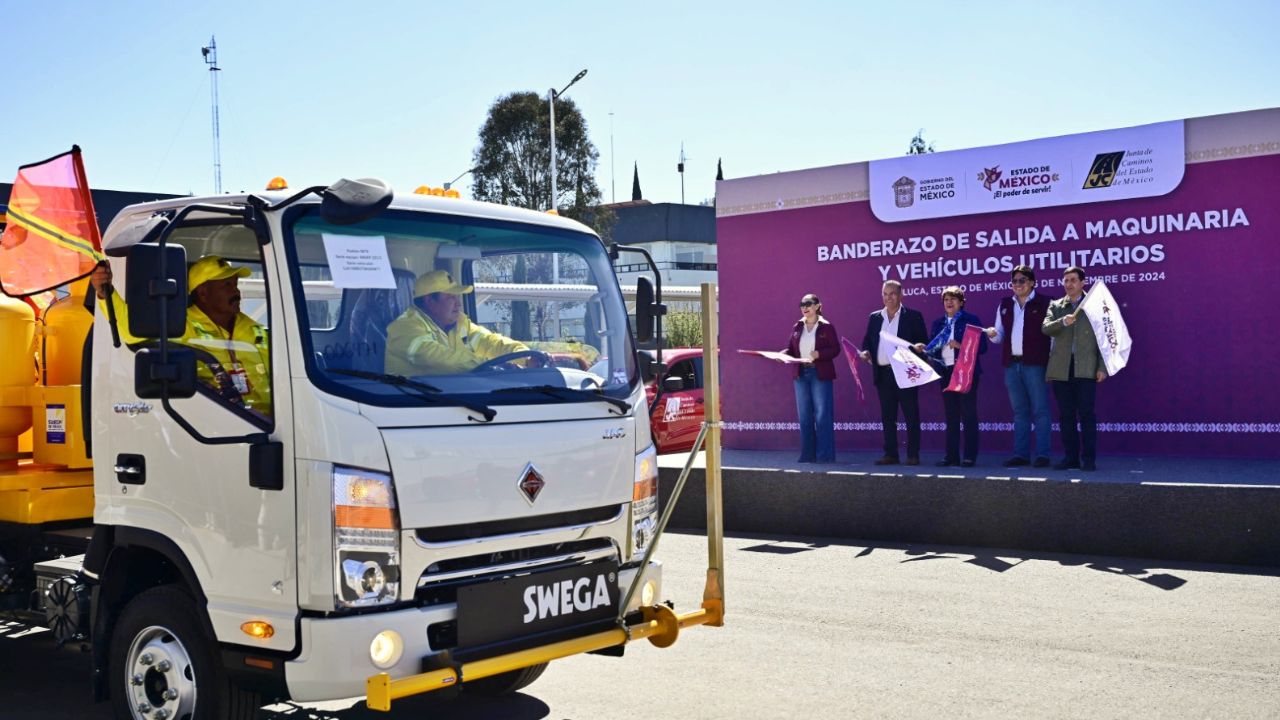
[109,585,261,720]
[464,661,548,696]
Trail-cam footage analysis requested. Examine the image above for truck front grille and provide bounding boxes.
[415,537,617,606]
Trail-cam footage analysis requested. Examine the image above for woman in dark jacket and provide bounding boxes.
[921,286,988,467]
[783,293,842,462]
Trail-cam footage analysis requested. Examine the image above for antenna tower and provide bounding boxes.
[201,36,223,194]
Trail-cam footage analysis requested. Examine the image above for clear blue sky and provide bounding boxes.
[4,1,1278,206]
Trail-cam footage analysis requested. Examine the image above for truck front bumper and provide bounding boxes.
[284,560,661,702]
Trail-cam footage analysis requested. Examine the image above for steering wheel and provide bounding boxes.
[471,349,554,373]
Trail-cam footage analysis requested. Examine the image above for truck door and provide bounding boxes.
[94,219,299,651]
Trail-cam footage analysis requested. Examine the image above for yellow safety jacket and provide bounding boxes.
[385,305,527,376]
[104,293,272,417]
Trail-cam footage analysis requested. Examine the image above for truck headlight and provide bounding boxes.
[630,444,659,558]
[333,466,400,608]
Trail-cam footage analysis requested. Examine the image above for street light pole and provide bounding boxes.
[548,68,588,212]
[443,167,473,192]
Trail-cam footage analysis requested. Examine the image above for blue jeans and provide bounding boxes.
[794,367,835,462]
[1004,362,1051,460]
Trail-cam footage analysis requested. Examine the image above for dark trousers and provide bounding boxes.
[940,369,980,462]
[875,371,920,459]
[1052,362,1097,463]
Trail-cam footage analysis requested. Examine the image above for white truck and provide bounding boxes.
[0,178,722,719]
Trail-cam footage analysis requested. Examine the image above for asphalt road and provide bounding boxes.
[4,531,1278,719]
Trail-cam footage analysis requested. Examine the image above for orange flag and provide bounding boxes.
[1,146,104,298]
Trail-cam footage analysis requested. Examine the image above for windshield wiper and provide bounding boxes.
[328,369,496,422]
[492,384,631,415]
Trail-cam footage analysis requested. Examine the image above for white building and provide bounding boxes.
[608,201,717,298]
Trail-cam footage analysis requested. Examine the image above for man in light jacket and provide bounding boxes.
[1042,266,1107,472]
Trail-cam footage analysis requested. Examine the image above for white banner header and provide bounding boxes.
[868,120,1185,222]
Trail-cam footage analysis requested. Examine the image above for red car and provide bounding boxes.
[643,348,705,455]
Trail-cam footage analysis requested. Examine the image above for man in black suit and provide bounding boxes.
[858,280,929,465]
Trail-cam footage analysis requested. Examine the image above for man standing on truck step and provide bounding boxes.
[384,269,531,376]
[90,255,272,417]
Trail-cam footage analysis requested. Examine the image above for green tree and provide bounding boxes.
[472,91,603,214]
[631,162,642,201]
[907,129,936,155]
[665,310,703,348]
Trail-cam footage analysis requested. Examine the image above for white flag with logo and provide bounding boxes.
[880,330,940,389]
[1080,280,1132,376]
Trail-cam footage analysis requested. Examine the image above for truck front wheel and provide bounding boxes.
[109,585,260,720]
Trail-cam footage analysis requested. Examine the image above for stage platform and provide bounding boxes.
[657,449,1280,567]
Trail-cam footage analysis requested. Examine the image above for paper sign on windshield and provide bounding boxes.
[322,234,397,289]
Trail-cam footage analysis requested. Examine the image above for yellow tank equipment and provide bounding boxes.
[31,280,93,470]
[41,279,94,386]
[0,294,36,470]
[0,290,93,525]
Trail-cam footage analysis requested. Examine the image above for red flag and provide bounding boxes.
[944,325,983,393]
[839,336,866,402]
[1,146,104,297]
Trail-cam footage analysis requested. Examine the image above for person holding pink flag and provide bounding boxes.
[918,286,988,467]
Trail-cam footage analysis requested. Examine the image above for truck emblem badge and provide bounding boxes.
[518,463,546,504]
[603,427,625,440]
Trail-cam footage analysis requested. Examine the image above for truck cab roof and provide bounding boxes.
[102,185,596,252]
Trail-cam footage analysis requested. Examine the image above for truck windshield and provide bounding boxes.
[286,207,637,409]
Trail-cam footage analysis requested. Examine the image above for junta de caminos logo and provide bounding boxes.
[1083,151,1127,189]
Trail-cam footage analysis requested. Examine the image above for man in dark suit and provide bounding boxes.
[858,280,929,465]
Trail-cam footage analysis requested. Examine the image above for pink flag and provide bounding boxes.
[944,325,983,393]
[839,336,866,402]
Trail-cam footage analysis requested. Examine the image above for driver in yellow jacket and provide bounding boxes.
[385,270,529,376]
[90,255,272,417]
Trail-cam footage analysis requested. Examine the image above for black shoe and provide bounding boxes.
[1054,459,1081,470]
[1032,457,1051,468]
[936,458,958,467]
[797,457,815,463]
[1003,457,1030,468]
[960,459,976,468]
[874,456,899,466]
[904,457,921,466]
[1082,461,1097,471]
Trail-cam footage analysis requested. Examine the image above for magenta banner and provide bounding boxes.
[715,110,1280,459]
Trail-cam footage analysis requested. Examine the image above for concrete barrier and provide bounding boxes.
[658,465,1280,567]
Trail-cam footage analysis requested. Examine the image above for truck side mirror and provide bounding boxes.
[125,243,187,338]
[637,351,655,383]
[662,376,685,392]
[134,347,198,399]
[635,277,655,343]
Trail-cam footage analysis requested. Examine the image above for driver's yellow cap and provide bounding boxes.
[188,255,251,292]
[414,270,473,298]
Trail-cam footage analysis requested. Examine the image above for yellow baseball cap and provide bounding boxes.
[414,270,473,298]
[188,255,251,292]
